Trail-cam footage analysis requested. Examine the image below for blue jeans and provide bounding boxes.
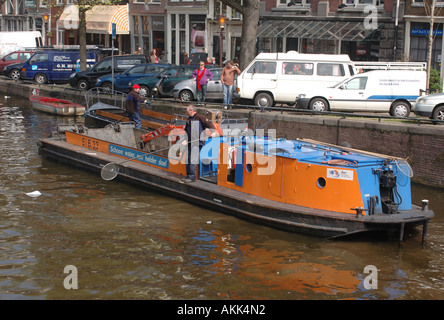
[223,83,233,107]
[128,112,142,129]
[196,84,207,102]
[186,144,201,180]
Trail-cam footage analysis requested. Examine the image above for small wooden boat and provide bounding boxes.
[30,95,85,116]
[37,121,434,242]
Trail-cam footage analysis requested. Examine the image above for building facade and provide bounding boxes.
[2,0,444,78]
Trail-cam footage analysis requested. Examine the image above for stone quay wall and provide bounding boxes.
[1,78,443,189]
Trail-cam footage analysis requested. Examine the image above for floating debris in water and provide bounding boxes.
[26,190,41,198]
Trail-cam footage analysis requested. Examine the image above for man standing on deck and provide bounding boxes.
[125,84,147,129]
[181,105,217,183]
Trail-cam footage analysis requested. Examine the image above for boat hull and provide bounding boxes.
[37,135,433,240]
[30,95,85,116]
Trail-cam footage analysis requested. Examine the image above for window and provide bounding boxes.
[342,77,367,90]
[278,0,311,6]
[5,53,19,61]
[30,53,48,63]
[247,61,276,74]
[127,65,146,75]
[20,52,32,61]
[317,63,345,76]
[342,0,383,6]
[95,60,112,72]
[283,62,313,75]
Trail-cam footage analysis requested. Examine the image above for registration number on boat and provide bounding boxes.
[81,137,100,151]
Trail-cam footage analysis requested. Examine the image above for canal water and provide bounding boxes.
[0,94,443,301]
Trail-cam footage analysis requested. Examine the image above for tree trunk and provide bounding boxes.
[239,0,260,70]
[79,8,87,72]
[427,0,437,91]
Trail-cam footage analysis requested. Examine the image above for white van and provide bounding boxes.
[0,31,42,58]
[236,51,355,107]
[296,70,427,117]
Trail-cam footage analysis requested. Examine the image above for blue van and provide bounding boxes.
[20,49,98,84]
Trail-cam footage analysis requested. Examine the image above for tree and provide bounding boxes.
[219,0,260,70]
[75,0,120,71]
[424,0,442,90]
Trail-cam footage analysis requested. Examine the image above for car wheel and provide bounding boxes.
[179,90,193,102]
[254,93,274,108]
[34,73,48,84]
[390,101,410,117]
[432,105,444,121]
[101,82,113,93]
[309,98,329,111]
[77,79,90,90]
[139,85,150,98]
[9,69,20,80]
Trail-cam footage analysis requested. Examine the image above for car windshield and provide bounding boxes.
[126,65,146,75]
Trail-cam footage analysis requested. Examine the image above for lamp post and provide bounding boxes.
[43,14,49,46]
[218,14,225,67]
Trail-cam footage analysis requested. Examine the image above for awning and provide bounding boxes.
[257,20,382,42]
[58,4,129,35]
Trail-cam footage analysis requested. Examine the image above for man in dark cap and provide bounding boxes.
[125,84,147,129]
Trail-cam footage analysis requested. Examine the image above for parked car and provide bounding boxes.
[96,63,170,93]
[3,62,24,79]
[69,54,147,90]
[129,65,202,98]
[296,70,427,117]
[0,50,36,73]
[413,92,444,120]
[20,49,100,84]
[172,67,225,102]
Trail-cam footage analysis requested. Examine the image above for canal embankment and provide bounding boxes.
[1,77,443,189]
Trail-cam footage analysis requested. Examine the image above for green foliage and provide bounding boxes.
[429,68,442,93]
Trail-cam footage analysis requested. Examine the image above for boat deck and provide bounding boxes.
[39,134,433,239]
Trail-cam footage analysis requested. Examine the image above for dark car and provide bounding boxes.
[130,65,213,98]
[69,54,147,90]
[0,50,36,74]
[3,62,25,80]
[96,63,171,93]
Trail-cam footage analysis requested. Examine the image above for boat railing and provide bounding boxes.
[84,87,127,112]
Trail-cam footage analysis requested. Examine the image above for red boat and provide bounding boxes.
[29,95,85,116]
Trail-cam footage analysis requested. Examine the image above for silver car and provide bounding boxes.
[172,67,224,102]
[413,93,444,120]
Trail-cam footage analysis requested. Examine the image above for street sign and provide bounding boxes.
[112,23,116,40]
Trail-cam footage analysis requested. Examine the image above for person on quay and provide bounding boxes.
[192,62,213,104]
[125,84,147,129]
[183,52,190,65]
[181,105,217,183]
[134,46,143,55]
[220,60,241,109]
[150,49,158,63]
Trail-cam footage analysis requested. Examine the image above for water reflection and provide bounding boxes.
[0,95,443,300]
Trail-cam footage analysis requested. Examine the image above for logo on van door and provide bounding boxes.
[32,65,38,70]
